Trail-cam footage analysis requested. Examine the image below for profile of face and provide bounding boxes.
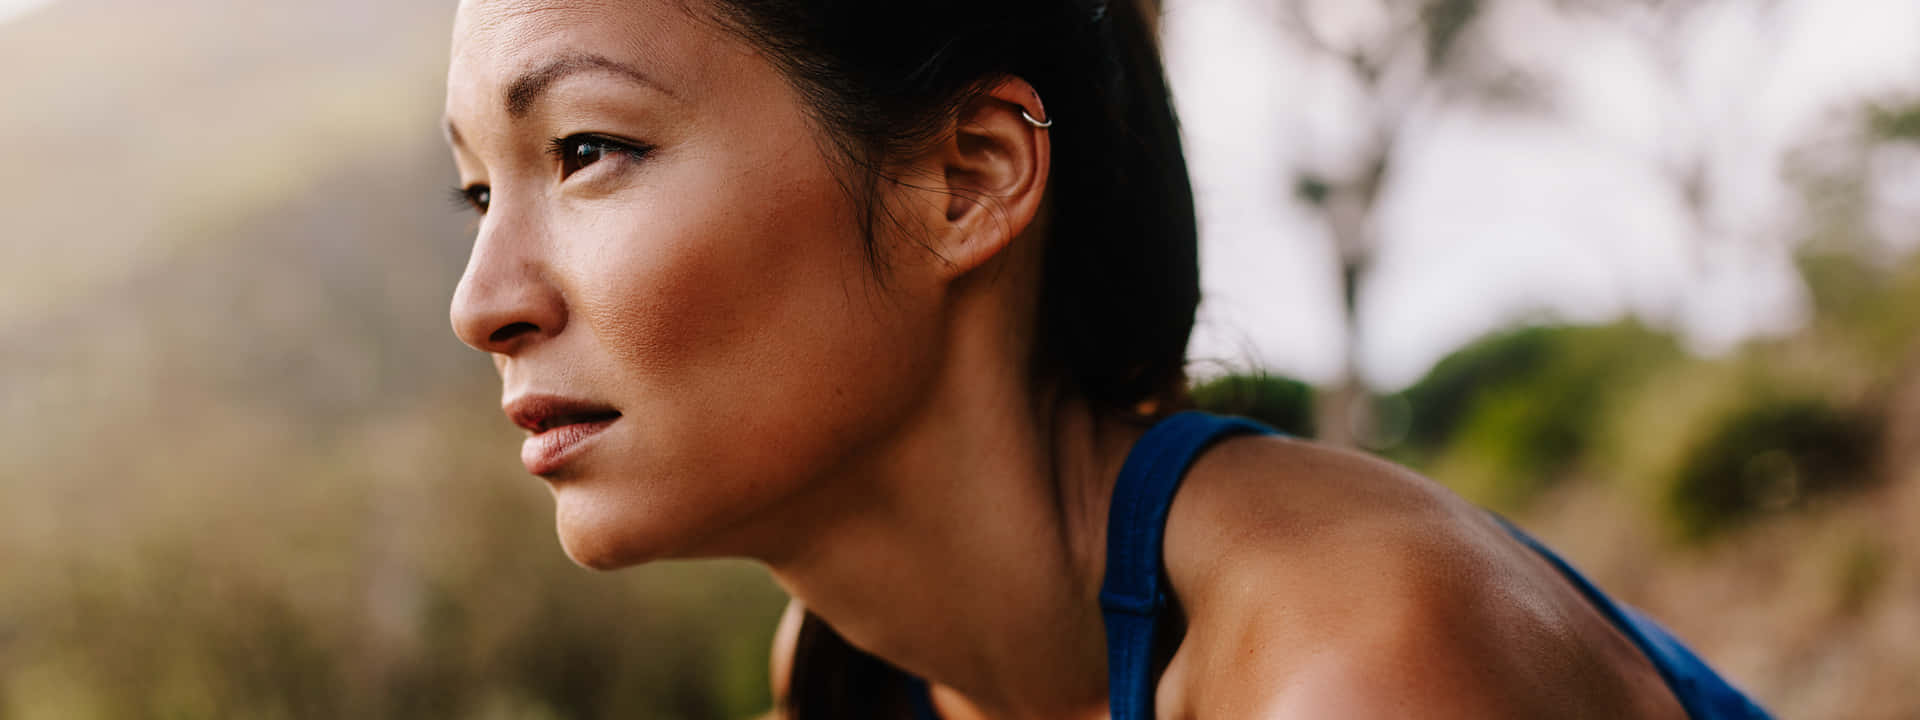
[444,0,1046,569]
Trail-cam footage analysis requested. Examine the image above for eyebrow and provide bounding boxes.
[504,52,672,118]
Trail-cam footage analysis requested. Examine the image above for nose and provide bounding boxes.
[450,210,567,355]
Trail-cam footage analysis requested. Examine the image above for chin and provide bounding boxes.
[556,530,639,571]
[551,488,681,571]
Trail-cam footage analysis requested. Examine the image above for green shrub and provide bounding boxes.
[1387,322,1682,509]
[1664,394,1878,541]
[1190,374,1315,437]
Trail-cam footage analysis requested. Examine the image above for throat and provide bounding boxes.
[761,401,1141,720]
[769,501,1112,718]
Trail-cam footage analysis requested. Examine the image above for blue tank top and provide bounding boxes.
[908,411,1772,719]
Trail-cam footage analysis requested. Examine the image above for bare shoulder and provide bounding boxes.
[1156,435,1685,719]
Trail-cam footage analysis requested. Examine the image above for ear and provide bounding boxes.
[913,76,1052,280]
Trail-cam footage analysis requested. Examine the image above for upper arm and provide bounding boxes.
[1174,570,1541,720]
[1159,437,1507,717]
[1174,553,1564,720]
[1253,642,1532,720]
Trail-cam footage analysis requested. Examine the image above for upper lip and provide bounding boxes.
[504,394,621,433]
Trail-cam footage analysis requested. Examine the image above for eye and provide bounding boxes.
[449,184,491,214]
[548,133,653,180]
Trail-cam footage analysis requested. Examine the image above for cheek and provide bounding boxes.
[577,154,882,396]
[551,142,940,557]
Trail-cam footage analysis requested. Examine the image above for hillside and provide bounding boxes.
[0,3,791,717]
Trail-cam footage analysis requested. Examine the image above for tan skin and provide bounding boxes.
[444,1,1689,717]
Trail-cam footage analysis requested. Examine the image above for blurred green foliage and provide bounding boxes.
[1,396,787,720]
[1190,373,1316,437]
[1867,99,1920,141]
[1381,322,1683,511]
[1664,393,1877,540]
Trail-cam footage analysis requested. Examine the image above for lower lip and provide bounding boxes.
[521,417,619,476]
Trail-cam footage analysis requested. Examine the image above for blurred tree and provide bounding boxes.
[1268,0,1554,446]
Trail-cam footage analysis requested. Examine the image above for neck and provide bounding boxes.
[760,357,1143,719]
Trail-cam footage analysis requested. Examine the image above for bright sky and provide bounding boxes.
[1165,0,1920,388]
[0,0,51,25]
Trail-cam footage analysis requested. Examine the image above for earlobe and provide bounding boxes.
[929,77,1052,279]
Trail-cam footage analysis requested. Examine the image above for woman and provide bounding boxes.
[442,0,1771,717]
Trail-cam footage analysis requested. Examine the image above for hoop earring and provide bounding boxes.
[1020,109,1054,129]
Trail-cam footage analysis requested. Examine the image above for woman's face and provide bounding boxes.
[444,0,945,568]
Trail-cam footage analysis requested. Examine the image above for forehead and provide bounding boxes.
[447,0,729,117]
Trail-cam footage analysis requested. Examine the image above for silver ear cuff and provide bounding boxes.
[1021,109,1054,129]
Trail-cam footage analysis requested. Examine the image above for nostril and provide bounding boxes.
[489,321,540,345]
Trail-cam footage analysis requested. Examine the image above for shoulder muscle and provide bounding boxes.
[1159,435,1682,719]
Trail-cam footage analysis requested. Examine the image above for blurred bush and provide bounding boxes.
[0,394,788,720]
[1190,373,1316,437]
[1663,392,1878,541]
[1376,322,1682,511]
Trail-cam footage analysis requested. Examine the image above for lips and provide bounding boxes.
[505,394,622,476]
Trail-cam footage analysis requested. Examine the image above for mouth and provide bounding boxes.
[505,395,623,476]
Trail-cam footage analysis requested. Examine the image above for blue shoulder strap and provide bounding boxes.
[1099,411,1277,720]
[905,675,941,720]
[1495,518,1773,720]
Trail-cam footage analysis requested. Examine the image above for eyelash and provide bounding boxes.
[446,134,653,216]
[449,184,491,214]
[546,133,654,180]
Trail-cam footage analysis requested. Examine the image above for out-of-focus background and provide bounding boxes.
[0,0,1913,717]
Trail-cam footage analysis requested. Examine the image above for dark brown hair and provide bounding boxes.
[701,0,1196,715]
